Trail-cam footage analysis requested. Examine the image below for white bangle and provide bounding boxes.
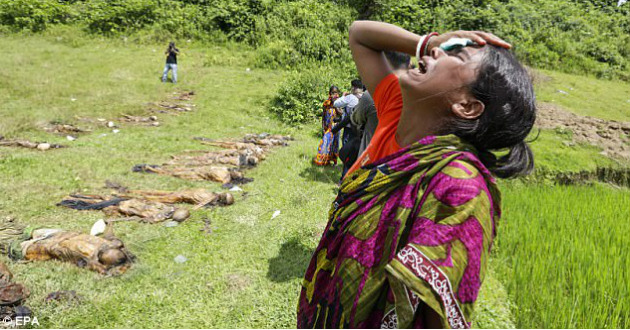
[416,34,427,66]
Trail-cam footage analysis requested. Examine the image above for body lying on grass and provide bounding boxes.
[133,134,291,184]
[1,219,134,276]
[57,188,235,223]
[0,137,65,151]
[0,262,31,321]
[298,21,535,328]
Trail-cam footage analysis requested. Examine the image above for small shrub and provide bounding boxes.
[84,0,159,34]
[205,0,263,43]
[0,0,75,32]
[153,2,214,40]
[253,40,301,69]
[269,65,356,125]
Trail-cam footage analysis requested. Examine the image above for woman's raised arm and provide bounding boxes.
[348,21,420,94]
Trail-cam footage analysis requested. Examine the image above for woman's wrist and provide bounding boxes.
[415,32,439,60]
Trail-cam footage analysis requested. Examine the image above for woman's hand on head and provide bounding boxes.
[428,31,511,51]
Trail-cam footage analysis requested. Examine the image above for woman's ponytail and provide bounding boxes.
[492,142,534,178]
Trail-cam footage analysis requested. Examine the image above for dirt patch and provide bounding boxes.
[45,290,82,305]
[536,103,630,160]
[225,273,251,293]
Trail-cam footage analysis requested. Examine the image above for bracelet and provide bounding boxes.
[415,32,439,64]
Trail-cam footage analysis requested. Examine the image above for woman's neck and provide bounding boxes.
[396,102,440,147]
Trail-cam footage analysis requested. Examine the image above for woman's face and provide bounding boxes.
[330,89,340,99]
[399,45,485,112]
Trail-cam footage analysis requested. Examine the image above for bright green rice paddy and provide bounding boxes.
[497,182,630,328]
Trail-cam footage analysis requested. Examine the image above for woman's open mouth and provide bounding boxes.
[418,60,427,74]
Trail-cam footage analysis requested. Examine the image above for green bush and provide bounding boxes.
[203,0,264,43]
[269,65,356,124]
[153,2,214,40]
[0,0,75,32]
[84,0,159,34]
[249,0,354,68]
[254,40,301,69]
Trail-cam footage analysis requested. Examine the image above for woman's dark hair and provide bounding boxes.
[447,46,536,179]
[329,85,340,95]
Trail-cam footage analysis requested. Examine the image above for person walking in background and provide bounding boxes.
[314,86,341,166]
[351,51,411,156]
[162,42,179,83]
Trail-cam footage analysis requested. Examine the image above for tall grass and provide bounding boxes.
[496,182,630,328]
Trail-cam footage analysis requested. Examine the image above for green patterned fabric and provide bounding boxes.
[298,134,501,328]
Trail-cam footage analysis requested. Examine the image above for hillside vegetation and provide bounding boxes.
[1,0,628,78]
[1,0,630,123]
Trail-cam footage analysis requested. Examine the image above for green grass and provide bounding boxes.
[495,181,630,328]
[530,129,625,173]
[0,30,513,328]
[535,69,630,122]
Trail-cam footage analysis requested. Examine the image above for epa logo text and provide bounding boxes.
[2,316,40,327]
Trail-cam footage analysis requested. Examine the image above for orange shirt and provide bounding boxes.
[346,74,402,176]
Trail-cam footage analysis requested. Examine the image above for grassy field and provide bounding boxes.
[528,129,628,173]
[496,182,630,328]
[535,69,630,122]
[1,29,628,328]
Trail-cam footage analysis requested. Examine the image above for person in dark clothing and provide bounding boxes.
[331,110,361,179]
[351,51,411,156]
[162,42,179,83]
[332,79,364,180]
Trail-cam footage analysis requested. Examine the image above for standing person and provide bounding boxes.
[334,79,364,146]
[314,86,341,166]
[331,112,361,181]
[351,51,411,156]
[162,42,179,83]
[298,21,535,328]
[332,79,364,178]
